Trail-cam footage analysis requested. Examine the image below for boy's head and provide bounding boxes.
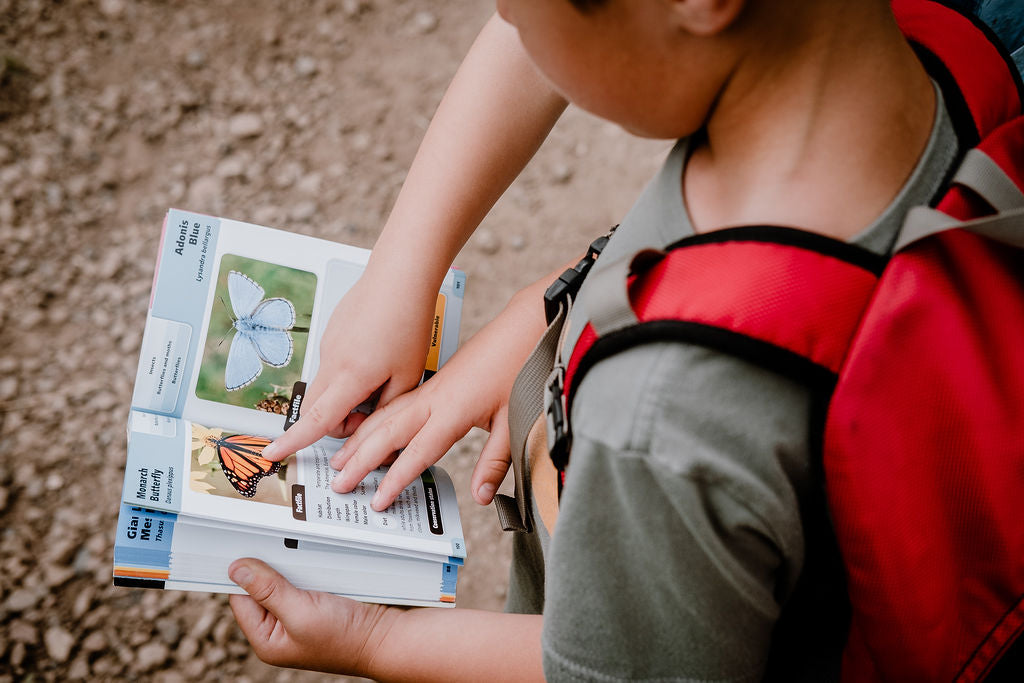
[496,0,756,138]
[497,0,891,139]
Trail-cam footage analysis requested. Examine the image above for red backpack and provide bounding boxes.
[498,0,1024,679]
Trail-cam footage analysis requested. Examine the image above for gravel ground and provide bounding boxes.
[0,0,667,679]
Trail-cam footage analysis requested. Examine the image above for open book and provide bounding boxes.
[115,209,466,607]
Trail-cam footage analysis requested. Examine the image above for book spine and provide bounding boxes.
[440,563,458,604]
[112,503,177,582]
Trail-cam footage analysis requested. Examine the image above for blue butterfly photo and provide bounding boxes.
[225,270,296,391]
[196,255,317,409]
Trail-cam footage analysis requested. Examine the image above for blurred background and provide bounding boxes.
[0,0,666,680]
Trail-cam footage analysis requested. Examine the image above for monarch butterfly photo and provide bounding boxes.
[189,425,294,506]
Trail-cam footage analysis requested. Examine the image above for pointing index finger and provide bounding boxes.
[262,381,368,461]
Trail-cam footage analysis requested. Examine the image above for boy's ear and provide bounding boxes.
[672,0,747,36]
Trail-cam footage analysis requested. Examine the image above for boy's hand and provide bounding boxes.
[260,275,436,462]
[333,274,560,511]
[328,354,514,511]
[329,262,572,512]
[228,558,396,676]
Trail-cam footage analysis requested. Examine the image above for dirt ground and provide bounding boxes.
[0,0,669,680]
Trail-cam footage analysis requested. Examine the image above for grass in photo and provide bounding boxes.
[189,424,295,506]
[196,254,317,410]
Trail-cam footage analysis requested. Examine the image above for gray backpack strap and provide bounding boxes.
[897,205,1024,252]
[895,148,1024,252]
[494,300,569,533]
[584,249,665,336]
[952,149,1024,212]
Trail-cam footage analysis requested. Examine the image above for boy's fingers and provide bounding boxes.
[229,559,305,625]
[329,394,407,471]
[331,404,428,494]
[262,382,367,461]
[472,409,512,505]
[370,418,466,511]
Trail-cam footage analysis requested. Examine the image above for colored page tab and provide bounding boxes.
[425,293,446,374]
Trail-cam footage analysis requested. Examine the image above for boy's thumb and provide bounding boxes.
[229,558,303,620]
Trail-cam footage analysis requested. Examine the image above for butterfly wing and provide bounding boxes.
[224,329,265,390]
[227,271,266,319]
[250,297,295,330]
[247,327,293,367]
[214,434,280,498]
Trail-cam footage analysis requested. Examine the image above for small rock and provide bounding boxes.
[44,625,75,663]
[412,11,439,34]
[228,113,263,139]
[28,155,50,179]
[175,636,199,662]
[213,616,235,645]
[71,587,94,619]
[68,655,90,680]
[72,545,94,574]
[135,642,169,672]
[46,537,78,565]
[45,182,64,209]
[5,588,39,612]
[92,655,122,676]
[204,645,227,666]
[183,659,206,678]
[8,621,37,643]
[342,0,370,18]
[10,642,25,668]
[296,172,321,196]
[155,617,181,645]
[294,56,318,78]
[187,175,223,211]
[81,631,107,653]
[476,229,501,255]
[185,50,206,69]
[191,608,217,640]
[350,131,372,152]
[552,162,573,184]
[0,198,15,225]
[290,200,318,223]
[214,157,246,179]
[0,377,16,400]
[98,0,124,19]
[42,565,75,588]
[97,84,122,112]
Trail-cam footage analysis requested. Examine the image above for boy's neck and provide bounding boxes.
[684,2,936,239]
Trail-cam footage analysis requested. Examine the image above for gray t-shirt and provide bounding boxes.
[507,85,958,682]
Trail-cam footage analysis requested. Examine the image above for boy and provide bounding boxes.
[233,0,957,679]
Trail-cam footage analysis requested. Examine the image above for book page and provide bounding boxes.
[131,209,465,438]
[122,413,466,560]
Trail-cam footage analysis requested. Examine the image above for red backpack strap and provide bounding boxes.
[557,227,882,477]
[893,0,1024,144]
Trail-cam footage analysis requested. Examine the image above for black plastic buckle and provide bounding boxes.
[545,366,571,471]
[543,230,615,325]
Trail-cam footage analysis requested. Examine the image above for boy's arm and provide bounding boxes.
[262,14,567,462]
[229,559,544,682]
